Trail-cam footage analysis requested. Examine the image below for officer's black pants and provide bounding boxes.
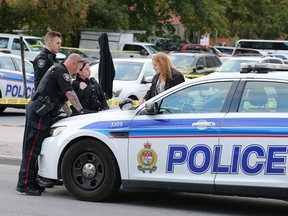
[17,100,53,188]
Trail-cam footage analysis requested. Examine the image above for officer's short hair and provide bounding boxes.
[44,31,62,43]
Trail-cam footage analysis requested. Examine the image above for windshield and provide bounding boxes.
[90,62,144,81]
[25,38,44,51]
[145,45,162,54]
[169,55,196,69]
[217,59,259,72]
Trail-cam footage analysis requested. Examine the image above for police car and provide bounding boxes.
[39,63,288,202]
[0,52,34,113]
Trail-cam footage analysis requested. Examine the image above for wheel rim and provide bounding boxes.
[71,152,105,191]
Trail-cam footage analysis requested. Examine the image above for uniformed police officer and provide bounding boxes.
[16,54,86,196]
[71,62,109,113]
[33,31,62,189]
[33,31,62,89]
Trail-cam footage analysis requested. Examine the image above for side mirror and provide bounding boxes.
[140,49,149,56]
[143,76,153,83]
[196,65,204,70]
[145,101,158,115]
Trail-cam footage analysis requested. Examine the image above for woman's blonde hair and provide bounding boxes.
[152,52,179,80]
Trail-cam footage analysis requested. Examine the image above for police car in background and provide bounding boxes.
[0,52,34,113]
[39,63,288,202]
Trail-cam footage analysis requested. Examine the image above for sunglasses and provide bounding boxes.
[79,61,88,71]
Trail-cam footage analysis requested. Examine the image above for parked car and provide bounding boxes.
[181,43,210,53]
[89,58,155,100]
[216,56,284,73]
[155,39,181,52]
[39,63,288,202]
[214,46,235,55]
[0,33,66,62]
[59,48,97,63]
[0,52,34,113]
[169,52,222,78]
[232,47,265,57]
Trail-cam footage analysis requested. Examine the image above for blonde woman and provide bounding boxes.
[139,52,185,104]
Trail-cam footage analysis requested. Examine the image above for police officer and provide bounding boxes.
[16,54,85,196]
[71,62,109,113]
[33,31,62,188]
[33,31,62,89]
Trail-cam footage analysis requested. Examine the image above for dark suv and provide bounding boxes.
[169,52,222,78]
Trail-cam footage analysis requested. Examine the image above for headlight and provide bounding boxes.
[49,126,67,137]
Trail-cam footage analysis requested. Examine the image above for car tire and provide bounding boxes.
[61,139,121,201]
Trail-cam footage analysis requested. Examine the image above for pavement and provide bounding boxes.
[0,119,24,166]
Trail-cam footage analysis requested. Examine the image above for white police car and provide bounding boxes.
[90,58,155,100]
[0,52,34,113]
[39,63,288,202]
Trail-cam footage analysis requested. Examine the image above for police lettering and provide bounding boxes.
[5,84,35,98]
[166,144,287,175]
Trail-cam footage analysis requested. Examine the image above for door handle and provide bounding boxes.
[192,120,216,130]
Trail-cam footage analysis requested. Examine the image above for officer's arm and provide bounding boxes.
[65,90,84,113]
[62,102,72,116]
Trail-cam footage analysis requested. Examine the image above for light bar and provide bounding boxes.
[240,63,288,73]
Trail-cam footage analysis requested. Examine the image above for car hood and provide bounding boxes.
[51,107,139,130]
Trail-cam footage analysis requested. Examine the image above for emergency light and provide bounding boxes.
[240,63,288,73]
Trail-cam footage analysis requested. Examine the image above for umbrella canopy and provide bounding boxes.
[98,33,115,99]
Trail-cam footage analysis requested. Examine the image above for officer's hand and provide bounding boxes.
[102,106,109,110]
[79,82,87,90]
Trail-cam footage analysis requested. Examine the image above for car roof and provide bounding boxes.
[0,51,25,59]
[110,58,152,63]
[0,33,42,39]
[169,52,217,57]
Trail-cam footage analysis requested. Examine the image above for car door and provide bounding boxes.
[216,80,288,196]
[128,80,235,191]
[0,56,34,99]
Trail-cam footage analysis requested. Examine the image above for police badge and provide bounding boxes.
[137,142,158,173]
[63,73,71,82]
[37,59,46,68]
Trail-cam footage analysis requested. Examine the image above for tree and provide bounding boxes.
[86,0,129,30]
[1,0,93,46]
[225,0,288,39]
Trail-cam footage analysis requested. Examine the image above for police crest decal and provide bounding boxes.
[137,142,158,173]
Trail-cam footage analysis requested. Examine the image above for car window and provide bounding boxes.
[14,58,34,74]
[123,44,133,51]
[196,57,204,67]
[169,55,196,69]
[143,63,155,79]
[11,38,22,50]
[159,81,233,114]
[25,38,44,52]
[114,62,143,81]
[212,56,222,66]
[238,81,288,112]
[0,37,9,48]
[0,56,16,71]
[205,56,216,67]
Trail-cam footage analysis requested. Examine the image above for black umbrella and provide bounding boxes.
[98,33,115,99]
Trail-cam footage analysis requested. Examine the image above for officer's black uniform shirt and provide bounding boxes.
[72,76,108,112]
[33,48,59,89]
[36,63,73,108]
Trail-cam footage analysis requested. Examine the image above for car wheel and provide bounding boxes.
[61,139,121,201]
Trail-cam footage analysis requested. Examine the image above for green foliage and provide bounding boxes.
[1,0,288,45]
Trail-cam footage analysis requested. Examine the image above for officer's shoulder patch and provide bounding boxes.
[63,73,71,82]
[37,59,46,68]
